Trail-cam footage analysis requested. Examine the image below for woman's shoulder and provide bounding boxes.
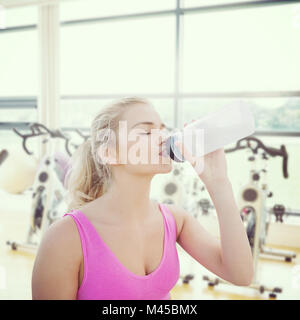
[32,214,82,299]
[40,213,83,260]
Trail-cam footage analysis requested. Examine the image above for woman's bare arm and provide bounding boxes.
[31,216,82,299]
[168,178,254,286]
[172,132,254,286]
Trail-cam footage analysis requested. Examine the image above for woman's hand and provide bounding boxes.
[175,120,229,186]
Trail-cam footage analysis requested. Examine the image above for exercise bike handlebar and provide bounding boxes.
[281,145,288,179]
[264,144,288,179]
[74,128,90,142]
[12,122,73,156]
[224,136,289,179]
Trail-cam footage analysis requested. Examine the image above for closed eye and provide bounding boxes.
[137,129,151,135]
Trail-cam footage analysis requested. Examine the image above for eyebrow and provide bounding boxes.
[131,121,166,129]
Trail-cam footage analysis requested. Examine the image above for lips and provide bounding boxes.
[159,146,167,156]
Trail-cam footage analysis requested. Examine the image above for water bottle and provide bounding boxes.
[164,100,256,162]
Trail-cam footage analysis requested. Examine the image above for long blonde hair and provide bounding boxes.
[65,96,151,211]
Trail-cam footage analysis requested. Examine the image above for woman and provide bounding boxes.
[31,96,253,300]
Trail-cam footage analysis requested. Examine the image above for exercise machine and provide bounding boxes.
[6,123,81,251]
[203,136,298,298]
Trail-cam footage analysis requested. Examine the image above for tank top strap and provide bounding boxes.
[63,209,119,258]
[158,203,177,243]
[62,210,91,261]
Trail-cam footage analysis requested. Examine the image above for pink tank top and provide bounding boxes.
[62,202,180,300]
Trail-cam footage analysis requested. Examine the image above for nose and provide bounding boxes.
[159,129,169,146]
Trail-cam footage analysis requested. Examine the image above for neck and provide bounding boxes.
[101,170,155,222]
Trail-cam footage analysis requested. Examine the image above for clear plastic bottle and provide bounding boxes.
[165,99,256,162]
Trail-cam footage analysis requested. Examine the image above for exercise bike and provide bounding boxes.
[6,123,82,251]
[203,136,296,298]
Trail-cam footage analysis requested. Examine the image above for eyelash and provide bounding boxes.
[139,127,165,135]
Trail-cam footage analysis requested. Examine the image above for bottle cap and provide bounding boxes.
[165,135,185,162]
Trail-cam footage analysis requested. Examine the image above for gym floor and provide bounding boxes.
[1,190,300,300]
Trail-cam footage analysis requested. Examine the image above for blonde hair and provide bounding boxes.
[65,96,151,211]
